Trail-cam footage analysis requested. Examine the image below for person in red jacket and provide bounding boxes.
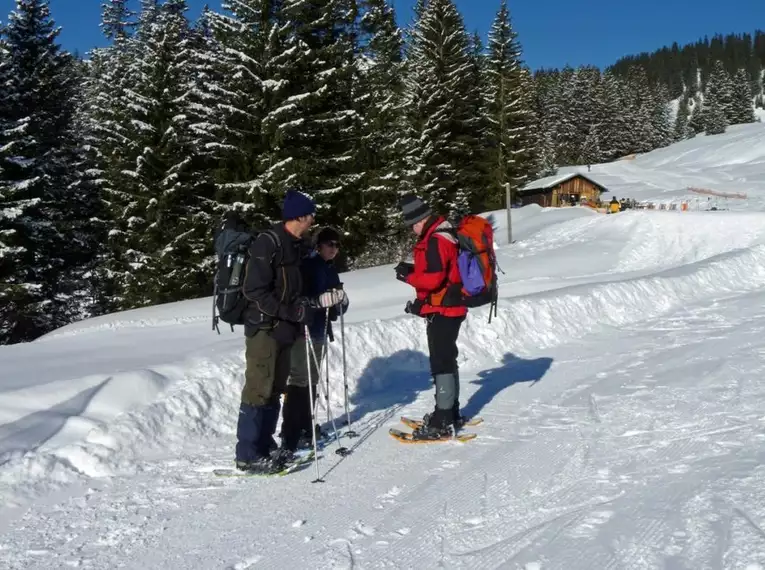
[395,194,467,440]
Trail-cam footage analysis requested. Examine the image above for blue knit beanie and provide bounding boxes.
[282,189,316,221]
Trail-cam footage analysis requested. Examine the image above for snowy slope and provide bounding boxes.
[559,122,765,210]
[3,131,765,568]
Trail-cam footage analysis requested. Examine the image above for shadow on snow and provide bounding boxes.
[461,353,553,419]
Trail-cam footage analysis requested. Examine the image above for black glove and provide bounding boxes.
[279,297,314,324]
[395,261,414,282]
[404,299,423,316]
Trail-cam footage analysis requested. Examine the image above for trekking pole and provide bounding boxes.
[304,325,323,483]
[308,332,350,457]
[339,299,357,438]
[320,308,331,425]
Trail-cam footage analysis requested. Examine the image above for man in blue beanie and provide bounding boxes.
[235,188,337,472]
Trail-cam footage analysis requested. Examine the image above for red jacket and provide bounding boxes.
[406,216,468,318]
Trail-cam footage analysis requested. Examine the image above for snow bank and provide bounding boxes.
[0,355,245,507]
[323,237,765,409]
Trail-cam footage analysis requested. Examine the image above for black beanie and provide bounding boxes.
[400,194,432,226]
[315,226,340,245]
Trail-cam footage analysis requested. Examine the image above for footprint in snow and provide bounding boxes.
[378,485,402,499]
[438,460,461,471]
[229,556,261,570]
[348,521,375,539]
[375,485,403,509]
[571,510,614,538]
[664,530,688,556]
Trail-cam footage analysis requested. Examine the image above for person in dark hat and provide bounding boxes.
[280,226,349,451]
[235,189,334,472]
[395,194,467,440]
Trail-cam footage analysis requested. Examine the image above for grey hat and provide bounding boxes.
[400,194,432,226]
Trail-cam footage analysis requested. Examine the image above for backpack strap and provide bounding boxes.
[260,229,283,268]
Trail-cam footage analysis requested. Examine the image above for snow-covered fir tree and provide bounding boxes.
[0,0,87,344]
[596,71,631,160]
[483,0,535,210]
[259,0,360,246]
[63,58,110,323]
[403,0,480,215]
[559,66,601,164]
[704,60,734,131]
[535,129,558,177]
[531,69,565,168]
[460,30,492,213]
[100,0,135,41]
[624,67,659,154]
[673,96,694,141]
[731,68,756,124]
[581,125,601,166]
[650,83,673,149]
[704,93,728,135]
[349,0,409,267]
[101,0,214,308]
[688,96,706,134]
[202,0,275,226]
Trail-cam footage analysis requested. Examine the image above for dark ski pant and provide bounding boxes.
[281,337,324,451]
[236,330,292,462]
[426,314,465,422]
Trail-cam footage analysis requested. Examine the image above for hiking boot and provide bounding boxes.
[314,423,329,441]
[235,457,270,472]
[412,410,453,440]
[269,447,297,471]
[297,424,329,449]
[452,404,466,430]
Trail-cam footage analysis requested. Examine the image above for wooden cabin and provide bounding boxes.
[518,172,608,207]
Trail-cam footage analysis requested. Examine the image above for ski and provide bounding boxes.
[400,416,484,430]
[389,428,477,444]
[213,450,316,478]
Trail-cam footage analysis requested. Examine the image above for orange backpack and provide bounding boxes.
[436,215,499,322]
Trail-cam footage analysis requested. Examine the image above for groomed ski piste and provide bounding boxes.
[2,123,765,569]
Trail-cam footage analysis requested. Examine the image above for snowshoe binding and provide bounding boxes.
[389,411,477,444]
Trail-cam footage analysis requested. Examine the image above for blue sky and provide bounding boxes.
[1,0,764,69]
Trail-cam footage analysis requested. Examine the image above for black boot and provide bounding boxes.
[281,385,308,452]
[269,445,298,471]
[412,408,454,440]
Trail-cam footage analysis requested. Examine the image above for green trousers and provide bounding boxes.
[242,330,293,407]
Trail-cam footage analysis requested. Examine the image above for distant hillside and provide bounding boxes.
[531,30,764,173]
[609,30,765,104]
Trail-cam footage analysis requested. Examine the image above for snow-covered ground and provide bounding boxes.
[3,128,765,568]
[561,122,765,211]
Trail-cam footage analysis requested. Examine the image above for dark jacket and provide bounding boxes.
[301,252,348,341]
[242,223,311,343]
[406,215,467,318]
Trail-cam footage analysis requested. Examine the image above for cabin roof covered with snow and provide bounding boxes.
[520,172,609,193]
